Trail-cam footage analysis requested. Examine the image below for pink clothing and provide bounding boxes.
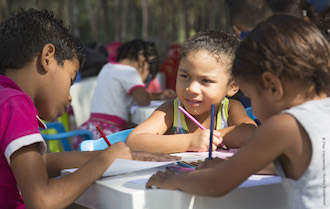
[79,113,126,139]
[145,78,163,93]
[0,75,46,209]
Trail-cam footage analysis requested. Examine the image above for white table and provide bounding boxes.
[130,100,166,124]
[74,152,288,209]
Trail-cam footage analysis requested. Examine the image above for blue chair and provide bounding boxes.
[79,128,134,151]
[245,107,256,120]
[41,121,93,151]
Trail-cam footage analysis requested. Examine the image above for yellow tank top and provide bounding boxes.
[172,97,229,134]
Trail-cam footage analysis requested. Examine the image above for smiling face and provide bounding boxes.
[37,58,79,121]
[176,50,236,118]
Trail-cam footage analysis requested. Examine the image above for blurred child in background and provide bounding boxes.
[80,39,175,139]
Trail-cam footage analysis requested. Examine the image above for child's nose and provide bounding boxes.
[186,81,201,94]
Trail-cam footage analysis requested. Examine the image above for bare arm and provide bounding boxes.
[11,142,132,209]
[132,87,151,106]
[126,99,221,153]
[146,114,304,196]
[220,99,258,148]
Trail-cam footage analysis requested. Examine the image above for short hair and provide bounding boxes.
[229,0,273,28]
[233,15,330,94]
[116,39,160,80]
[180,30,241,80]
[267,0,320,24]
[0,8,85,75]
[317,7,330,41]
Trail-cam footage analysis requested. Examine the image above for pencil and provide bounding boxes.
[96,124,112,147]
[145,74,152,88]
[178,106,228,150]
[209,104,215,159]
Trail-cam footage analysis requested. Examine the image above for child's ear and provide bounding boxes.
[226,80,240,97]
[40,44,56,72]
[262,72,283,100]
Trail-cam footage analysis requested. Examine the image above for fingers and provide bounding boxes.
[132,151,181,162]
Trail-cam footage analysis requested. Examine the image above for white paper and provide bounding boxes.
[238,175,281,187]
[62,159,176,177]
[172,149,238,160]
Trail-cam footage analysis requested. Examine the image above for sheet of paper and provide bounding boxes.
[172,149,239,161]
[238,175,281,188]
[63,159,176,177]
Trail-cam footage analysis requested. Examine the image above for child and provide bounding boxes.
[126,30,257,153]
[79,39,175,139]
[0,9,178,209]
[146,15,330,209]
[229,0,273,39]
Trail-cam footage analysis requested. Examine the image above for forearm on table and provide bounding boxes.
[221,123,257,148]
[44,151,100,177]
[126,133,192,153]
[168,168,233,197]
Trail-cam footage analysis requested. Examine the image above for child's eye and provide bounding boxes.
[202,79,212,83]
[179,74,189,79]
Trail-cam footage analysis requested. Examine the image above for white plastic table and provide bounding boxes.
[74,152,288,209]
[130,100,165,124]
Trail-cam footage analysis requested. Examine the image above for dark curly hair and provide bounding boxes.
[116,39,160,80]
[0,8,85,75]
[179,30,241,81]
[233,15,330,94]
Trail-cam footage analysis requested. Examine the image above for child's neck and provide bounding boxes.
[5,63,39,102]
[119,59,139,70]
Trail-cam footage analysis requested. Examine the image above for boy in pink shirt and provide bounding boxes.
[0,8,178,208]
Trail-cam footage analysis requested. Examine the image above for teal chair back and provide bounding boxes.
[41,121,93,151]
[79,128,134,151]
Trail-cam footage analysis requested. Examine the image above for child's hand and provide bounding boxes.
[107,142,133,160]
[159,89,176,100]
[196,158,226,169]
[146,169,178,190]
[132,151,181,162]
[188,130,222,152]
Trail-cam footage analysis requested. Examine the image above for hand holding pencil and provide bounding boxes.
[178,106,226,152]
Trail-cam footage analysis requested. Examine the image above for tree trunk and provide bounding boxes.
[141,0,148,39]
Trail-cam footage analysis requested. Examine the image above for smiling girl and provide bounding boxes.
[126,30,257,153]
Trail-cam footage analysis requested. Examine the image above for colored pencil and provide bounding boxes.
[209,104,215,159]
[96,124,112,147]
[145,74,152,88]
[178,106,227,150]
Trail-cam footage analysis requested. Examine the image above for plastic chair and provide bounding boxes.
[79,128,134,151]
[41,121,93,151]
[245,107,257,120]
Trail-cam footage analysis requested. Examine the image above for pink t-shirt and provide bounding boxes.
[0,75,46,209]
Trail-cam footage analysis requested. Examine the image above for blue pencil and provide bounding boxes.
[209,104,215,160]
[145,74,152,88]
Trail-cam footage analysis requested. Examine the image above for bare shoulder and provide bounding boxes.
[228,98,246,114]
[252,113,305,152]
[227,98,256,125]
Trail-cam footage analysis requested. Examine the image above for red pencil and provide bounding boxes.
[96,124,111,146]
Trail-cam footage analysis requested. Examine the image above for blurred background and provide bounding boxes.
[0,0,230,56]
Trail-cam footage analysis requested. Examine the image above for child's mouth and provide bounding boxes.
[185,99,201,105]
